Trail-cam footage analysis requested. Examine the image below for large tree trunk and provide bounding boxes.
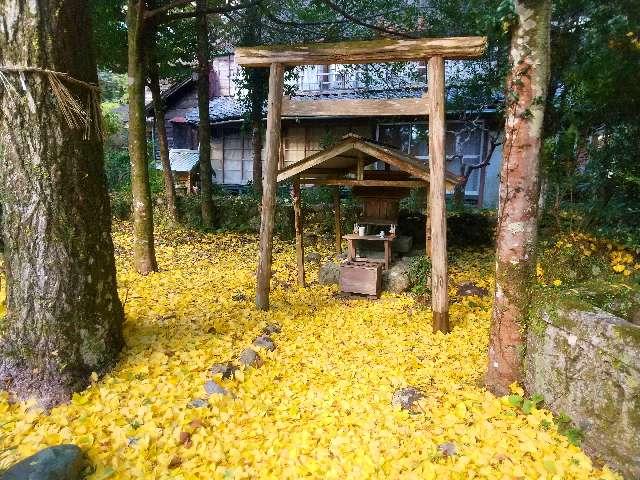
[196,0,215,228]
[485,0,551,395]
[0,0,124,408]
[148,64,178,224]
[127,0,158,274]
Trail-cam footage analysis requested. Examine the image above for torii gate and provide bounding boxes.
[235,36,487,333]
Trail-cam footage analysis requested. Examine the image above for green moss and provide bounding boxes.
[612,324,640,345]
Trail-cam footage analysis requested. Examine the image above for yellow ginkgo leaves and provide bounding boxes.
[0,223,622,480]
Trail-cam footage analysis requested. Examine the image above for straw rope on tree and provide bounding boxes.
[0,65,102,138]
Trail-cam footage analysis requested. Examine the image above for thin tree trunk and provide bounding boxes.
[147,5,178,224]
[127,0,158,274]
[453,181,467,209]
[196,0,215,228]
[0,0,124,408]
[485,0,551,395]
[149,72,178,223]
[241,6,267,196]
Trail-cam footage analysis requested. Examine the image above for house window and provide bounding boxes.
[376,121,486,196]
[173,123,189,149]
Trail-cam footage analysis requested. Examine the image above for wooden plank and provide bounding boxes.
[292,180,305,287]
[276,140,355,182]
[282,96,429,117]
[356,142,431,182]
[256,63,285,310]
[428,56,449,333]
[356,152,364,181]
[235,36,487,66]
[308,179,428,188]
[333,187,342,255]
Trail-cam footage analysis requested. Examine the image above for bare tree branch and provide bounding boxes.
[148,0,261,24]
[319,0,416,39]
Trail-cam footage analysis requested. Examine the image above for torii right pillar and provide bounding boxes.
[428,56,449,333]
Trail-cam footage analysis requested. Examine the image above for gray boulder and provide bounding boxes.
[383,261,411,293]
[318,261,340,285]
[204,380,228,396]
[0,445,88,480]
[238,348,263,368]
[253,335,276,351]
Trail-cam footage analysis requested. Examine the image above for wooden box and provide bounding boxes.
[339,261,382,297]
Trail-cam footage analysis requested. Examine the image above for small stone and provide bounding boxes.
[204,380,228,395]
[238,348,263,368]
[391,387,424,412]
[210,362,237,379]
[262,323,281,335]
[179,431,192,448]
[232,292,247,301]
[253,335,276,351]
[0,444,88,480]
[456,282,489,297]
[305,252,322,263]
[188,398,208,408]
[438,442,457,456]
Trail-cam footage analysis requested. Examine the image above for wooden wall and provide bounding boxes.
[281,118,376,167]
[210,125,254,185]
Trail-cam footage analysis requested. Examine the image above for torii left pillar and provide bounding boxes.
[256,63,285,310]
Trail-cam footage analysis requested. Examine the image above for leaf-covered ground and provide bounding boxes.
[0,224,621,479]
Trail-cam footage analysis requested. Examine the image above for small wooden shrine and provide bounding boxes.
[276,133,460,294]
[235,35,487,332]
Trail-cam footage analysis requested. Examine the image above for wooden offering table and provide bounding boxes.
[343,233,396,270]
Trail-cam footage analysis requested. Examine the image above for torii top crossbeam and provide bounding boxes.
[236,36,487,334]
[235,36,487,66]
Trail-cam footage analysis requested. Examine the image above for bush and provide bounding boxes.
[104,149,131,192]
[447,209,496,248]
[409,256,432,295]
[110,191,132,220]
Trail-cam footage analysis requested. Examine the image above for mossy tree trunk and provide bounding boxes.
[0,0,124,408]
[128,0,158,274]
[149,67,178,224]
[147,9,178,224]
[240,5,267,196]
[196,0,215,228]
[485,0,551,395]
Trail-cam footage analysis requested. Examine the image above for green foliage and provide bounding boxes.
[110,191,132,220]
[104,149,131,192]
[447,209,496,248]
[409,256,432,295]
[101,102,123,139]
[555,413,584,447]
[98,71,128,103]
[542,1,640,243]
